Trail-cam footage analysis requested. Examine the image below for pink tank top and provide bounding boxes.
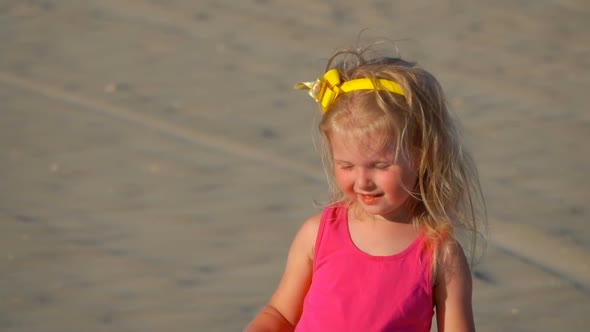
[295,205,434,332]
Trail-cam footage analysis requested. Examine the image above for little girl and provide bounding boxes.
[245,47,485,332]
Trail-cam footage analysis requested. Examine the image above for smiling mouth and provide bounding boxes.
[358,193,383,205]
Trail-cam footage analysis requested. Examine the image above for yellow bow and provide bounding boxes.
[294,68,405,113]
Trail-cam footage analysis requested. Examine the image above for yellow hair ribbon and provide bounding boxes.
[294,68,405,113]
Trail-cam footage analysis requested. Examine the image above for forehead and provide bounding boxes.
[329,131,394,159]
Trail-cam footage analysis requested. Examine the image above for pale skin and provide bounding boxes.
[244,132,475,332]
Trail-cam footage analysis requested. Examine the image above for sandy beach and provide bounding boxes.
[1,1,589,331]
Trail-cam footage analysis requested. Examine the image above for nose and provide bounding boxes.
[355,168,375,191]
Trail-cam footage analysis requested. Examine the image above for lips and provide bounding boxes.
[358,193,383,205]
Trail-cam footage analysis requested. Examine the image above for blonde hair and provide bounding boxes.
[316,47,486,278]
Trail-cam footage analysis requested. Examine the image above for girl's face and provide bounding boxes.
[330,131,418,222]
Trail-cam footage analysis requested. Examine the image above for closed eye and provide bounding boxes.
[336,162,353,170]
[374,163,391,169]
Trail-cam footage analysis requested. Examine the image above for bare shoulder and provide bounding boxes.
[440,238,469,267]
[434,237,471,291]
[303,211,322,229]
[294,212,322,260]
[433,237,475,332]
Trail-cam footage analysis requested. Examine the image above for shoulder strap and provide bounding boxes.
[312,205,342,267]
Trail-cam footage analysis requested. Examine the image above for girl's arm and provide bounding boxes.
[244,213,321,332]
[433,240,476,332]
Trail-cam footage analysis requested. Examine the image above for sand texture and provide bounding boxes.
[1,1,589,331]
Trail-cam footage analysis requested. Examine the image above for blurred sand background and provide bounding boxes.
[1,0,589,331]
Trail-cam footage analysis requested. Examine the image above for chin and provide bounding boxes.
[364,203,410,219]
[358,203,390,215]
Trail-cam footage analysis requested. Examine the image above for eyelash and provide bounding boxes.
[337,163,390,170]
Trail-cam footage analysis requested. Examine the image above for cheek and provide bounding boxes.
[381,166,417,193]
[333,169,353,190]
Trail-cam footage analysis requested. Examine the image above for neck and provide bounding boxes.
[349,202,415,225]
